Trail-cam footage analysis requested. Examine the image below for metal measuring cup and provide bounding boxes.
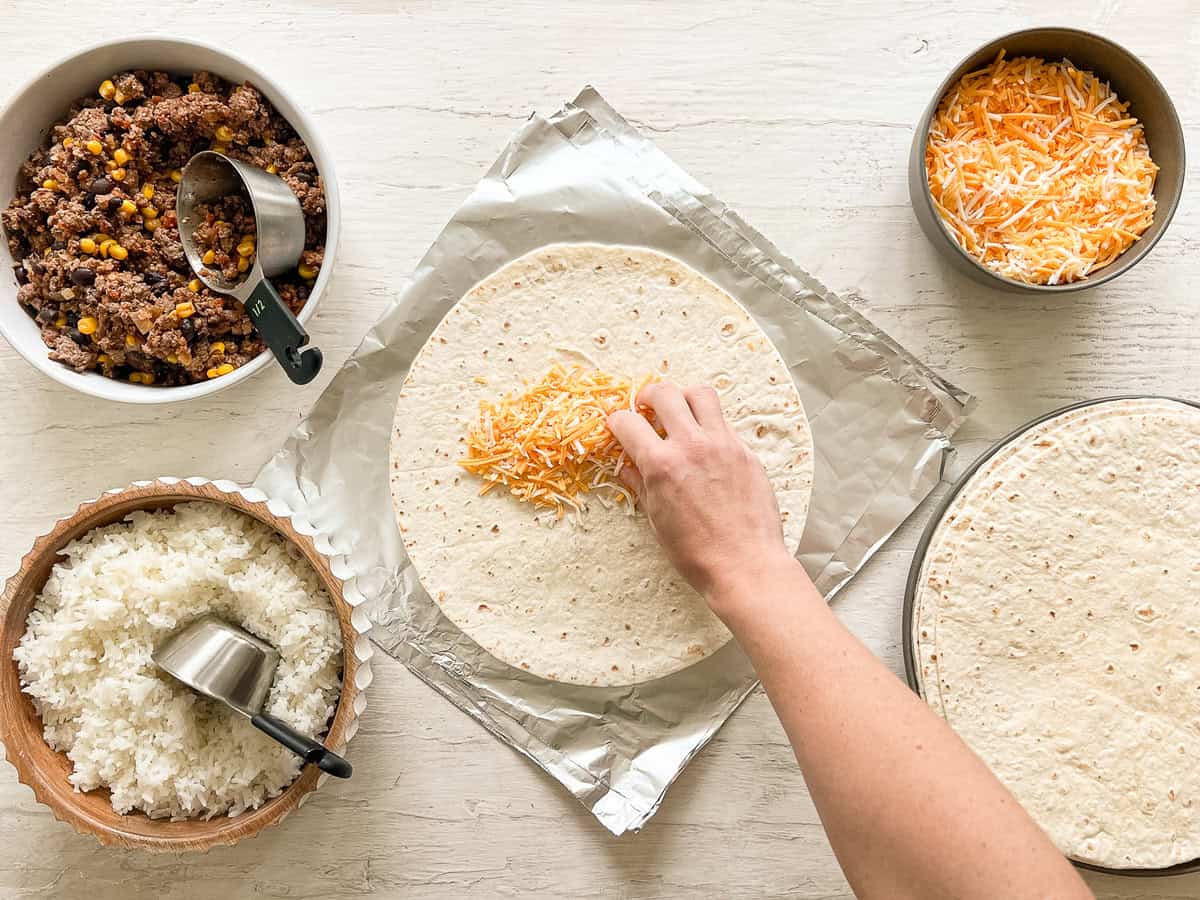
[176,151,322,385]
[153,614,352,778]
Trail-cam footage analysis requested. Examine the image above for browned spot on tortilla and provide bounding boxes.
[478,604,490,611]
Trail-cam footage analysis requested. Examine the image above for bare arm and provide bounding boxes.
[609,383,1092,900]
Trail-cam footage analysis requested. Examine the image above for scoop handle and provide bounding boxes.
[244,279,323,385]
[252,713,353,778]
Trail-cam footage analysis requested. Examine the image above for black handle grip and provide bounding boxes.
[244,280,323,385]
[252,713,353,778]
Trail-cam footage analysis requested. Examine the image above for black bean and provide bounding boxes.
[142,271,165,285]
[179,317,196,341]
[66,311,79,326]
[13,264,27,285]
[70,267,96,287]
[35,307,56,325]
[89,177,113,195]
[52,239,66,251]
[68,328,89,345]
[293,172,313,184]
[106,196,123,213]
[21,304,37,320]
[32,261,45,274]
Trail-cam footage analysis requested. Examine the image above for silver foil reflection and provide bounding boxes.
[254,88,976,835]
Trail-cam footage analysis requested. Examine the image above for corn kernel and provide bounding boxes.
[202,249,216,265]
[188,279,201,293]
[119,199,137,216]
[104,160,117,173]
[214,125,234,143]
[167,353,179,364]
[114,148,131,166]
[125,333,138,347]
[86,140,103,155]
[114,90,127,105]
[170,169,182,183]
[41,178,57,191]
[211,341,225,354]
[129,371,145,384]
[145,218,161,233]
[98,79,116,100]
[77,316,98,335]
[141,184,155,199]
[99,241,112,258]
[79,237,97,255]
[108,244,129,261]
[297,263,318,280]
[265,163,278,175]
[212,143,230,154]
[55,316,67,328]
[188,82,200,93]
[98,353,111,364]
[142,205,158,219]
[95,233,112,243]
[236,241,255,258]
[111,167,127,182]
[216,363,234,376]
[62,137,74,148]
[237,256,250,273]
[206,368,219,379]
[175,301,196,318]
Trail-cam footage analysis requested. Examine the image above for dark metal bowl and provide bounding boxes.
[902,395,1200,877]
[908,29,1186,294]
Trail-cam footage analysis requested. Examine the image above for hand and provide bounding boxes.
[607,382,794,605]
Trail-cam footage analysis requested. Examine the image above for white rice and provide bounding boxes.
[13,502,342,820]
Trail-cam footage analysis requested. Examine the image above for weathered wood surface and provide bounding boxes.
[1,1,1197,896]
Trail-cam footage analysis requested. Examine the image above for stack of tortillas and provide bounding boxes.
[914,397,1200,870]
[390,244,813,687]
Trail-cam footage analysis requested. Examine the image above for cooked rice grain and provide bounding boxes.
[13,502,342,819]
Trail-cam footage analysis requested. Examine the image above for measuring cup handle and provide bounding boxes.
[252,713,353,778]
[244,280,323,385]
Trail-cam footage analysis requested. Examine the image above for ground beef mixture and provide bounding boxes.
[191,192,257,284]
[1,71,326,385]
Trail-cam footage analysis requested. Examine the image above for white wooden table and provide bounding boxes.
[1,2,1196,897]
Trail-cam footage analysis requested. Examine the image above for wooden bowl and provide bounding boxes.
[0,478,369,852]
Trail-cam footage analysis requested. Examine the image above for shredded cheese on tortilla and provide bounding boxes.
[925,51,1157,285]
[459,365,656,518]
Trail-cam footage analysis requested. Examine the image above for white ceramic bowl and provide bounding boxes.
[0,37,340,404]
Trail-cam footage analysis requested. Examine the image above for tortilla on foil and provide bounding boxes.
[389,243,813,686]
[914,397,1200,869]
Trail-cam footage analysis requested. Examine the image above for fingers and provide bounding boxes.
[683,385,724,429]
[607,409,661,462]
[617,461,644,496]
[638,382,699,437]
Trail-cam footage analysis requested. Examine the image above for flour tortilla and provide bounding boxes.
[914,397,1200,869]
[390,244,813,686]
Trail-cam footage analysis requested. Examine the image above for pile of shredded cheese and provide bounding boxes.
[926,51,1158,285]
[459,365,656,518]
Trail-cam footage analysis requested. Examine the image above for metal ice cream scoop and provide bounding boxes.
[153,614,351,779]
[176,151,323,385]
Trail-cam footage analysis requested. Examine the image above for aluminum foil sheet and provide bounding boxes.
[254,87,977,835]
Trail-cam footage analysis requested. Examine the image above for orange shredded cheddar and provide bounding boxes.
[459,365,656,517]
[926,51,1157,285]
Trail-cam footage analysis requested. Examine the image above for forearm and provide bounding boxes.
[713,558,1092,900]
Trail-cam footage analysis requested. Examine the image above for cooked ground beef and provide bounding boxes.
[192,192,257,284]
[1,71,325,386]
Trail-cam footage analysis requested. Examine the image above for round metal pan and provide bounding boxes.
[902,394,1200,877]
